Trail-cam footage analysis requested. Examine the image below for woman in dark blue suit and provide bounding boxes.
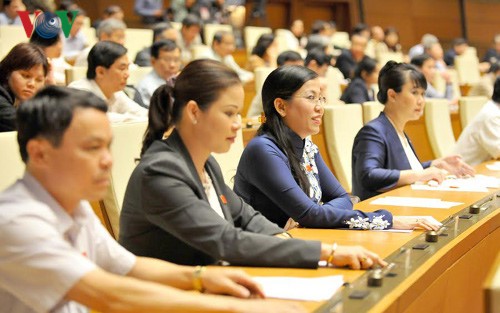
[340,57,379,104]
[352,61,475,201]
[234,65,436,231]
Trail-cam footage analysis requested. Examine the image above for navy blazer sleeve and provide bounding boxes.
[139,152,321,268]
[238,137,392,228]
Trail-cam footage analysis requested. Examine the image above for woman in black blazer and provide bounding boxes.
[340,57,379,104]
[119,59,385,270]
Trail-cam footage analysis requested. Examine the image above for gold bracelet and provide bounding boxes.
[327,242,337,266]
[193,266,205,293]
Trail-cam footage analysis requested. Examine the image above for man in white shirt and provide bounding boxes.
[136,39,181,107]
[69,41,147,123]
[198,31,254,84]
[454,77,500,165]
[0,85,304,313]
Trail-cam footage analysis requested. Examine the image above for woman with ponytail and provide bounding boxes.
[119,59,386,270]
[352,61,474,202]
[234,65,425,231]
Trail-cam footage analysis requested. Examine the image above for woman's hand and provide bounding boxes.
[202,268,265,299]
[322,244,387,270]
[392,216,441,231]
[418,166,447,183]
[432,155,475,177]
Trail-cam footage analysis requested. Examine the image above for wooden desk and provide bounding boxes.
[232,162,500,313]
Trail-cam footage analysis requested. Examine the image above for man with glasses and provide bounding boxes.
[136,39,181,107]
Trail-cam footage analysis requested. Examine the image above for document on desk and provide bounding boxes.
[370,196,463,209]
[253,275,344,301]
[486,161,500,171]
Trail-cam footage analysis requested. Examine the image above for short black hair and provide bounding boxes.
[17,86,107,163]
[493,76,500,103]
[151,39,178,58]
[354,57,378,79]
[277,50,303,66]
[305,48,331,67]
[182,14,201,28]
[410,53,433,68]
[87,41,127,79]
[152,22,173,43]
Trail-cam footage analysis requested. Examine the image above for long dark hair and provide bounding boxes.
[259,65,318,193]
[142,59,241,156]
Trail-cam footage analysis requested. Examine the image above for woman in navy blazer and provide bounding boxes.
[234,66,436,231]
[340,57,379,104]
[352,61,474,201]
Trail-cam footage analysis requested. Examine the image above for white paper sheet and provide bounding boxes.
[370,196,463,209]
[411,183,489,193]
[486,162,500,171]
[253,275,344,301]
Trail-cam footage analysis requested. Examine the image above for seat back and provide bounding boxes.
[124,28,154,62]
[323,104,363,192]
[275,28,299,53]
[204,23,233,47]
[212,127,244,188]
[330,32,350,49]
[0,131,24,191]
[362,101,384,124]
[433,69,462,98]
[128,66,153,86]
[254,66,274,95]
[0,25,27,59]
[377,52,404,66]
[459,96,488,128]
[65,66,87,85]
[455,53,481,85]
[244,26,272,55]
[424,99,455,158]
[325,67,344,104]
[101,121,147,238]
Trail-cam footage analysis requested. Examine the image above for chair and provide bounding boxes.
[324,67,344,105]
[377,52,404,66]
[191,44,211,60]
[330,31,350,49]
[65,67,87,85]
[362,101,384,124]
[433,69,462,98]
[0,25,27,59]
[80,27,97,49]
[323,104,363,193]
[124,28,154,63]
[212,127,244,188]
[424,99,455,158]
[204,23,232,47]
[275,28,299,53]
[244,26,272,55]
[254,66,274,94]
[171,22,182,31]
[99,121,147,238]
[128,66,153,86]
[0,131,24,191]
[455,53,481,85]
[458,96,488,128]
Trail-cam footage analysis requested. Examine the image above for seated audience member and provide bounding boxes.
[305,48,331,77]
[69,41,147,123]
[136,40,181,107]
[247,50,303,118]
[335,33,368,80]
[0,43,47,132]
[454,77,500,165]
[408,33,438,59]
[119,59,385,269]
[135,22,179,67]
[340,57,379,104]
[481,34,500,70]
[246,33,278,72]
[425,41,448,72]
[75,18,126,67]
[92,4,124,29]
[0,0,25,25]
[198,31,254,84]
[236,65,437,230]
[469,62,500,98]
[374,27,402,61]
[29,29,71,86]
[444,38,469,66]
[178,14,202,66]
[0,86,306,313]
[352,23,371,40]
[134,0,165,24]
[170,0,209,23]
[290,19,307,48]
[62,8,88,62]
[411,53,454,100]
[352,61,474,201]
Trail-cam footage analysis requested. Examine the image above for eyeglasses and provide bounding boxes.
[293,94,327,106]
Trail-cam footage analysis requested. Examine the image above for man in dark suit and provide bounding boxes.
[335,33,369,79]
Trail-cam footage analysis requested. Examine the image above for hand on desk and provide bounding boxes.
[392,216,441,231]
[324,244,388,270]
[431,155,476,178]
[202,268,265,298]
